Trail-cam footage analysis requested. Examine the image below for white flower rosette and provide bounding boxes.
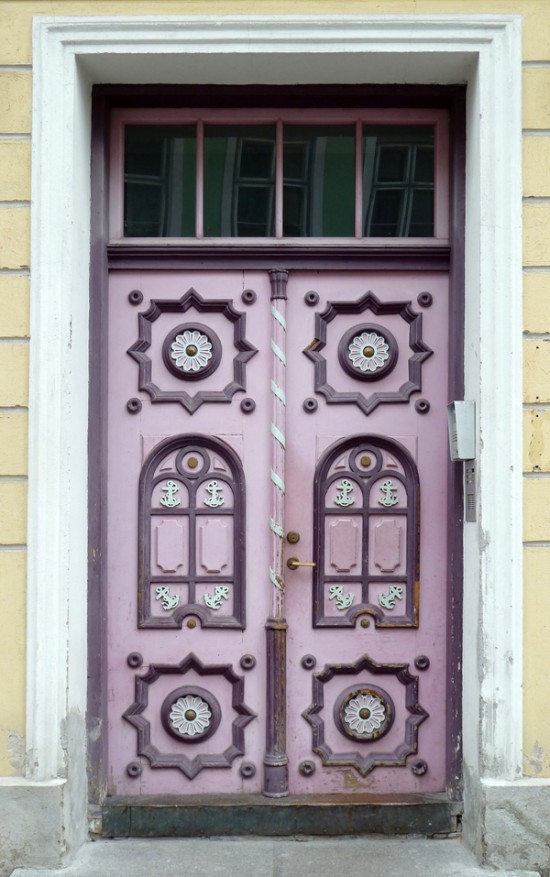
[170,330,213,373]
[343,692,386,736]
[348,331,390,373]
[169,694,212,737]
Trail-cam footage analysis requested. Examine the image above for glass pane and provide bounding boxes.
[124,126,196,237]
[377,146,408,183]
[408,189,434,236]
[363,125,435,237]
[203,125,276,237]
[283,125,354,237]
[369,189,404,237]
[414,146,434,184]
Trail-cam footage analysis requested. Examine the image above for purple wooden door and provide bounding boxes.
[284,271,448,794]
[105,266,449,797]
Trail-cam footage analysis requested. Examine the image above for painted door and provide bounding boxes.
[106,265,449,797]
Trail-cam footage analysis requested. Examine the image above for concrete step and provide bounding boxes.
[10,837,541,877]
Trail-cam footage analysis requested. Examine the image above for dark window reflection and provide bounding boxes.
[204,125,276,237]
[363,126,435,237]
[123,121,437,239]
[283,125,355,237]
[124,126,196,237]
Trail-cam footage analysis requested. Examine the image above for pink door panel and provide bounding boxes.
[105,266,449,798]
[285,271,448,794]
[107,270,273,795]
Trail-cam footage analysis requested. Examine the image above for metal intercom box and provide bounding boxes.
[447,401,476,461]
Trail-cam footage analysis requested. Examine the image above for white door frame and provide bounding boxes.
[11,12,527,868]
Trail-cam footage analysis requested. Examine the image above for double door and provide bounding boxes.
[105,266,450,798]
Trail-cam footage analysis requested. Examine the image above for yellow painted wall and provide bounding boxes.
[0,0,549,778]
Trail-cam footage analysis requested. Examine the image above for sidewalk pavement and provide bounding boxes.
[10,837,541,877]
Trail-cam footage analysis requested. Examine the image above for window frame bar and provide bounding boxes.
[109,107,449,245]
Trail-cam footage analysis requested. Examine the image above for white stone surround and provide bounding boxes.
[0,12,536,874]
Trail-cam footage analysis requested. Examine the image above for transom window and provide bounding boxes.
[110,109,449,242]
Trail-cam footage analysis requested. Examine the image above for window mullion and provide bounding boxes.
[275,119,283,239]
[355,120,362,239]
[196,120,204,238]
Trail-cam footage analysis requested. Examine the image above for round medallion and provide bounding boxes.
[127,651,143,668]
[411,758,428,776]
[349,446,382,477]
[333,684,394,742]
[304,290,320,307]
[417,291,433,308]
[161,685,221,743]
[415,398,430,414]
[301,654,317,670]
[351,332,388,371]
[126,397,142,414]
[414,655,430,671]
[303,397,318,413]
[240,397,256,414]
[175,448,209,478]
[170,695,211,737]
[240,654,257,671]
[162,322,222,381]
[338,323,398,382]
[299,759,316,777]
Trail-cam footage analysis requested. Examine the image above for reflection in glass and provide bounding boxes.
[363,126,434,237]
[204,125,276,237]
[124,126,196,237]
[283,126,355,237]
[123,121,437,240]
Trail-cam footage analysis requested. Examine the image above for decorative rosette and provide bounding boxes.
[343,692,386,736]
[348,331,390,373]
[170,330,213,373]
[169,694,212,738]
[333,683,394,743]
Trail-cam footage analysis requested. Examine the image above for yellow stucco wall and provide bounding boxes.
[0,0,549,778]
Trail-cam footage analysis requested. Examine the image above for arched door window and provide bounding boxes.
[313,435,420,628]
[138,434,245,629]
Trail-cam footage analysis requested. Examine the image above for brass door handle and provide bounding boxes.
[286,557,316,571]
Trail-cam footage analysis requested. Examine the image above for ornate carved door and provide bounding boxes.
[105,264,450,800]
[284,270,448,795]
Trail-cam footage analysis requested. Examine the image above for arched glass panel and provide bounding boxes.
[313,435,420,628]
[138,434,245,629]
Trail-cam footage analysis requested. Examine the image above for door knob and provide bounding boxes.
[286,557,316,571]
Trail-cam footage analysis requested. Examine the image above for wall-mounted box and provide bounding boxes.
[447,401,476,461]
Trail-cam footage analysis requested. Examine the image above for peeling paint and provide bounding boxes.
[524,739,545,774]
[479,528,490,552]
[7,729,25,773]
[88,718,102,743]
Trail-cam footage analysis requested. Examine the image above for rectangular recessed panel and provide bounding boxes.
[153,517,188,574]
[373,518,402,573]
[197,517,233,575]
[325,517,361,574]
[368,516,407,576]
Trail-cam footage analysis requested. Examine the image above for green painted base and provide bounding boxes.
[103,793,462,838]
